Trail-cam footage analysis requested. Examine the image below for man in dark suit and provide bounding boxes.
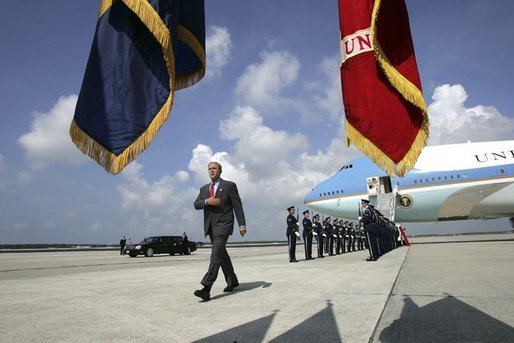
[119,236,126,255]
[193,162,247,301]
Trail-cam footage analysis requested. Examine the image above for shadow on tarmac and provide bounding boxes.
[193,300,342,342]
[378,295,514,342]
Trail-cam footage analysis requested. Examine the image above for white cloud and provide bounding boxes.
[234,50,300,111]
[205,26,232,78]
[116,161,199,236]
[220,106,309,179]
[175,170,189,182]
[428,84,514,145]
[17,95,86,169]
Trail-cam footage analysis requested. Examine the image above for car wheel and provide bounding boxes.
[145,248,154,257]
[129,254,137,258]
[169,252,175,256]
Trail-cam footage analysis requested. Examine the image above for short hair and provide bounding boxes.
[208,161,222,172]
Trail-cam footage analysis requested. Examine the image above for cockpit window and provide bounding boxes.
[339,163,353,171]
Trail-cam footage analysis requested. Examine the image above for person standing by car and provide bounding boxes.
[193,161,247,301]
[119,236,126,255]
[181,232,189,254]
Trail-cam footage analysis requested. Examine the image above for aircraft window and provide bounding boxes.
[332,191,335,195]
[444,176,448,180]
[457,174,461,178]
[500,169,505,174]
[419,179,423,183]
[450,175,454,179]
[432,177,435,181]
[438,177,441,181]
[463,173,468,178]
[340,190,344,193]
[414,180,417,184]
[425,178,429,182]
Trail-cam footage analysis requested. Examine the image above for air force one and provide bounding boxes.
[304,140,514,229]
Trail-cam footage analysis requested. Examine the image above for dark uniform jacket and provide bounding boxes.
[286,214,298,236]
[302,218,313,238]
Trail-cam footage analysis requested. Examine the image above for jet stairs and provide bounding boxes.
[365,176,398,221]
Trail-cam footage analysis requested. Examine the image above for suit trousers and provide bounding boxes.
[201,233,238,288]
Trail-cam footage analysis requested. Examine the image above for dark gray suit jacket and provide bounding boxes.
[194,179,246,237]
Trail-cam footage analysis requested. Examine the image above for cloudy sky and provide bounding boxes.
[1,1,513,244]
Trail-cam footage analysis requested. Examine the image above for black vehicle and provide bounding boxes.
[127,236,197,257]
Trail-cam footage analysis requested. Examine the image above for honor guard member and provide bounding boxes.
[324,217,335,256]
[286,206,298,262]
[361,199,378,261]
[313,214,324,258]
[356,222,365,250]
[333,219,342,254]
[349,222,356,251]
[342,221,349,253]
[302,210,314,260]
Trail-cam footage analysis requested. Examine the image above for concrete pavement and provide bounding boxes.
[1,233,513,342]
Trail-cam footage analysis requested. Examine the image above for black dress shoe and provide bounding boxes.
[223,282,239,293]
[194,288,211,301]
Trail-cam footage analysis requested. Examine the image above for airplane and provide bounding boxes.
[304,140,514,229]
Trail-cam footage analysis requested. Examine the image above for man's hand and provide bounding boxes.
[239,226,247,237]
[207,197,221,206]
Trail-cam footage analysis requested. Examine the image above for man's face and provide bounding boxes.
[208,163,221,181]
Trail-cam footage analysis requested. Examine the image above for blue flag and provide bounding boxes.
[70,0,205,174]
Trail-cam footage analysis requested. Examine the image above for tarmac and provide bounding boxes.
[1,233,513,342]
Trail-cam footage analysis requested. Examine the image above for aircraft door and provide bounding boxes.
[379,176,392,193]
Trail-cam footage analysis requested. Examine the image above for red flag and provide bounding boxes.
[338,0,428,176]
